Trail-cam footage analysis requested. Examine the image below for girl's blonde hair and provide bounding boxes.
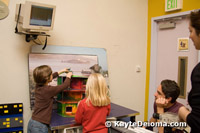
[85,73,110,106]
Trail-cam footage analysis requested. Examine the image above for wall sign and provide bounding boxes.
[165,0,182,12]
[177,38,189,51]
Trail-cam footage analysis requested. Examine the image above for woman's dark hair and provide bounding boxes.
[33,65,52,86]
[161,79,180,103]
[190,10,200,35]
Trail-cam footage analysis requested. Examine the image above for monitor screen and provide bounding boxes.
[30,5,53,27]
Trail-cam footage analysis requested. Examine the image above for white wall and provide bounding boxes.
[0,0,147,132]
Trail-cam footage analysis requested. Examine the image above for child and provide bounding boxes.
[27,65,72,133]
[75,73,111,133]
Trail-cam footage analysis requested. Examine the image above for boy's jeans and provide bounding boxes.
[27,118,48,133]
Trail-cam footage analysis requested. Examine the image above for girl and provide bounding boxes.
[75,73,111,133]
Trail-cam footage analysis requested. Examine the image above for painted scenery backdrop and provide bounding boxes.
[28,53,98,109]
[29,45,110,110]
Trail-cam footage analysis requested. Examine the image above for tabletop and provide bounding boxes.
[50,102,139,130]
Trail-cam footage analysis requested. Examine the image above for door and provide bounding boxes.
[148,11,198,120]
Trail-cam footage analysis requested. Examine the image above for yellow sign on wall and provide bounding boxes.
[178,38,189,51]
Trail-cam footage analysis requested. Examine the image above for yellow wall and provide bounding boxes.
[145,0,200,121]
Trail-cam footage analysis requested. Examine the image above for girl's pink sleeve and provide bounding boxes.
[75,101,84,124]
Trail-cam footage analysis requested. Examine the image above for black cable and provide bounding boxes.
[42,36,48,50]
[15,4,21,33]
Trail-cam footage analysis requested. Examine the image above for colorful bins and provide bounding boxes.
[0,103,23,133]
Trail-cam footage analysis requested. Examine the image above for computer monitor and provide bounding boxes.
[15,1,56,32]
